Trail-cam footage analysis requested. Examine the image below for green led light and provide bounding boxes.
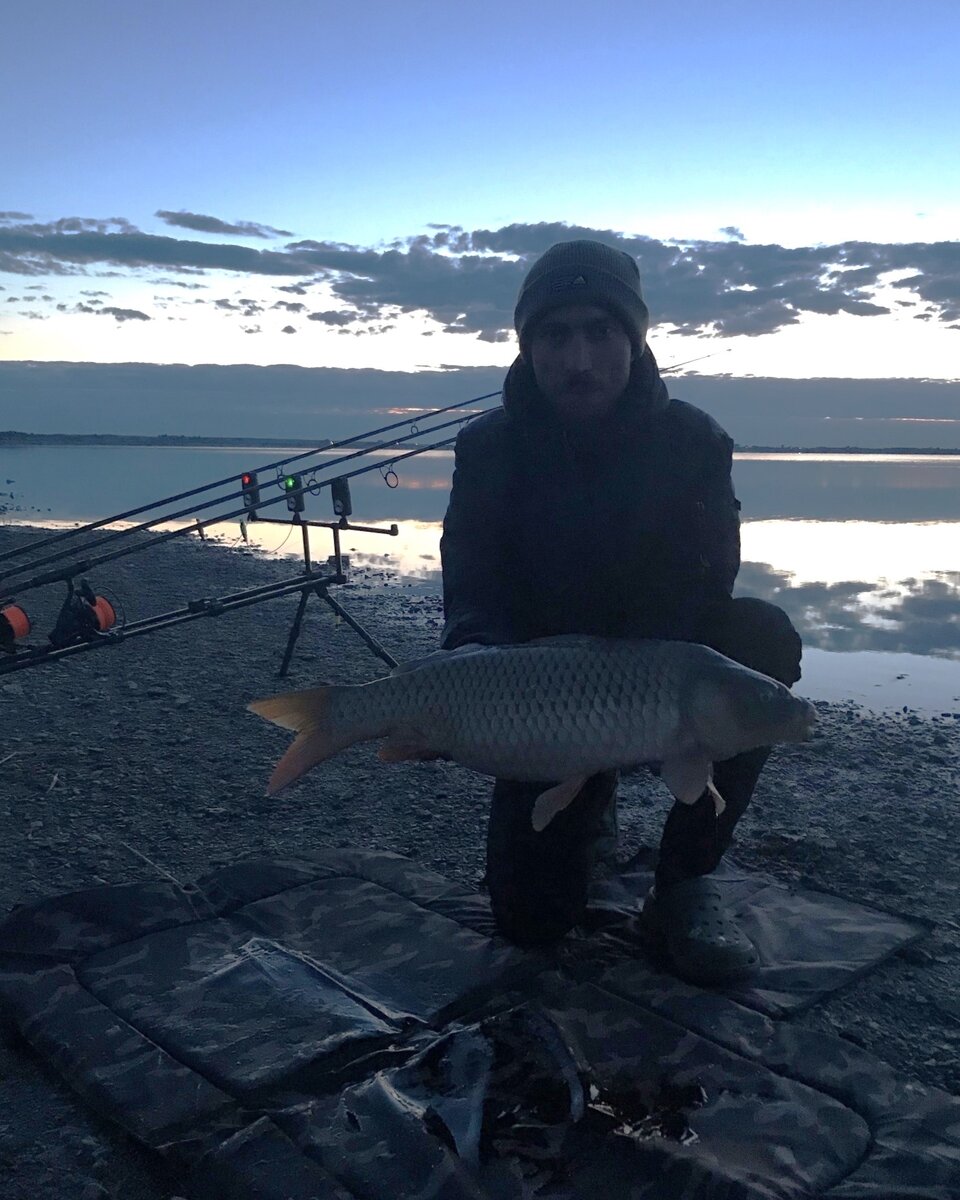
[284,476,296,489]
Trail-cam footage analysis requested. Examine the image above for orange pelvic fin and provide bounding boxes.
[531,775,590,833]
[707,777,727,816]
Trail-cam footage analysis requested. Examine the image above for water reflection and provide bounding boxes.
[735,562,959,659]
[2,445,958,667]
[734,454,960,521]
[225,515,959,661]
[3,446,960,526]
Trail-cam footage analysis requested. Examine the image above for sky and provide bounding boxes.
[2,0,960,391]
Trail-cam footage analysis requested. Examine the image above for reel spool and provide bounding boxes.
[0,604,31,654]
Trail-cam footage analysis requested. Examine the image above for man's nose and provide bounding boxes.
[564,333,593,371]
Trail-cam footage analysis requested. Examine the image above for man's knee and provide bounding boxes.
[485,772,616,947]
[704,596,802,686]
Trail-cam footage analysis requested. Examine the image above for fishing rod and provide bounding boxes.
[0,427,468,676]
[0,390,501,569]
[0,560,382,675]
[660,348,732,373]
[1,349,723,584]
[0,404,495,592]
[0,350,738,674]
[0,425,465,629]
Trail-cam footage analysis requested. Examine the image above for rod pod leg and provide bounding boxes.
[278,587,312,678]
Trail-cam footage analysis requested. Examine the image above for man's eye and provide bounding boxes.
[588,323,613,339]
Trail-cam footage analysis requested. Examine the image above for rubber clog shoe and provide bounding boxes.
[641,875,759,986]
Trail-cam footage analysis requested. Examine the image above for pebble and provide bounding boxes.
[1,522,959,1193]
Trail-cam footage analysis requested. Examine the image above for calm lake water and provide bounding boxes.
[1,444,958,714]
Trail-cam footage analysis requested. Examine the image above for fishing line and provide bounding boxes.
[0,390,500,575]
[0,408,491,592]
[0,422,470,672]
[0,430,462,646]
[0,348,722,576]
[271,523,296,554]
[0,352,726,676]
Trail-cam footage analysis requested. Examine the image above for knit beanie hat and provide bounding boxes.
[514,239,650,355]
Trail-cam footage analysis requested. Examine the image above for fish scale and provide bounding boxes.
[369,640,688,780]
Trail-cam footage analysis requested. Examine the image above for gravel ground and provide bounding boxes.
[0,522,958,1200]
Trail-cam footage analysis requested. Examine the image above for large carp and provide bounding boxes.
[249,635,816,830]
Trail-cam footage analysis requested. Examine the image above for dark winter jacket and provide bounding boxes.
[439,347,741,650]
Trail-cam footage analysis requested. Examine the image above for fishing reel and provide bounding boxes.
[48,579,119,649]
[0,602,30,656]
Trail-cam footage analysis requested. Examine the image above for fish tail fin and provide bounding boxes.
[248,685,357,795]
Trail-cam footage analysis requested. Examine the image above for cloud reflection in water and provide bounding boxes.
[735,562,960,659]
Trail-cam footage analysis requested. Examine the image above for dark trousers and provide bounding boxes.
[485,598,803,946]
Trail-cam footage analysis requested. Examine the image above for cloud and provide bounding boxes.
[156,210,293,238]
[101,306,150,322]
[281,325,297,334]
[273,300,307,313]
[2,216,960,339]
[214,296,264,316]
[0,218,308,278]
[148,276,207,289]
[53,300,149,322]
[10,216,139,236]
[0,211,33,222]
[307,309,356,326]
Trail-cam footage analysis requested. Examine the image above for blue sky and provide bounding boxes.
[2,0,959,380]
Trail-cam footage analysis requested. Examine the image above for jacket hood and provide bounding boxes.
[500,345,671,429]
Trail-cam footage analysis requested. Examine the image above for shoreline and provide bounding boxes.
[3,431,960,455]
[4,513,958,718]
[0,523,958,1197]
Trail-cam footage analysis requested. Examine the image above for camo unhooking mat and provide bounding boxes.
[0,849,957,1199]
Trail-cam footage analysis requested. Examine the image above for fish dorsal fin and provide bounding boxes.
[526,634,615,651]
[388,643,490,676]
[390,637,614,677]
[531,775,590,832]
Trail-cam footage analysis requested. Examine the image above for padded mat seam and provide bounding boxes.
[223,869,493,936]
[579,976,878,1180]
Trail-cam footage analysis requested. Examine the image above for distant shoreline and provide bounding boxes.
[1,431,959,455]
[0,432,334,450]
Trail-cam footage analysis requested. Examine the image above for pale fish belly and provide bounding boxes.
[376,641,690,782]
